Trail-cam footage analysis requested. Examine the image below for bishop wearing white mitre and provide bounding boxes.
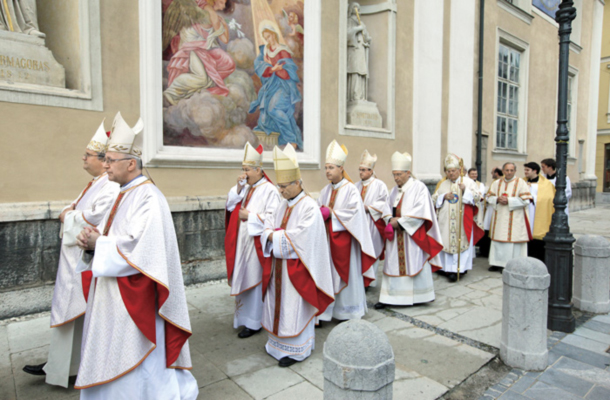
[23,120,121,386]
[260,145,334,367]
[375,151,444,309]
[354,150,390,287]
[225,143,280,339]
[432,154,484,282]
[74,112,198,399]
[317,140,377,321]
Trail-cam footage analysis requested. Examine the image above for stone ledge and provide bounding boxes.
[0,195,228,222]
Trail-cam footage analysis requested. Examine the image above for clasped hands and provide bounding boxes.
[76,226,101,251]
[497,195,509,205]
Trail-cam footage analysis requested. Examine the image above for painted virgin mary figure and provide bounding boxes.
[162,0,236,105]
[249,22,303,150]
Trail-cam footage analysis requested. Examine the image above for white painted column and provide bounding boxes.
[584,0,604,180]
[412,0,444,182]
[447,0,476,168]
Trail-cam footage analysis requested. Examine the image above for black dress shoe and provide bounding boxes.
[238,327,261,338]
[374,302,386,309]
[23,363,46,376]
[488,266,502,272]
[447,273,458,282]
[278,357,299,368]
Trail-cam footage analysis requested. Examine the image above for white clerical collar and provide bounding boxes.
[362,176,375,186]
[288,190,305,206]
[92,172,106,181]
[505,176,516,183]
[332,178,347,190]
[121,175,147,191]
[252,176,267,188]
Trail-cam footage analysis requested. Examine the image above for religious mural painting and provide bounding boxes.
[161,0,305,151]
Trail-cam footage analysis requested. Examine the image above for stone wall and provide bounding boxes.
[0,197,228,320]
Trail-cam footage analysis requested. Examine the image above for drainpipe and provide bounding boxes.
[476,0,485,177]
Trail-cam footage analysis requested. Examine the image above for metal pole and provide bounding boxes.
[544,0,577,333]
[475,0,485,178]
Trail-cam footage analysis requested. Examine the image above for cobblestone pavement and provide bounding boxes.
[1,206,609,399]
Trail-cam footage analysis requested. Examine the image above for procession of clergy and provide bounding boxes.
[22,113,567,399]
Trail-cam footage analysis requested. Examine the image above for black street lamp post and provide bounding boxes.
[544,0,577,333]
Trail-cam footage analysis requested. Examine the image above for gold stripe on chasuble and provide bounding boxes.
[395,194,407,276]
[273,205,294,335]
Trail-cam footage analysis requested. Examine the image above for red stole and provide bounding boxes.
[224,186,269,283]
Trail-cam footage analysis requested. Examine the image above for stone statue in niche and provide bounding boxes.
[346,2,382,129]
[0,0,65,88]
[0,0,45,38]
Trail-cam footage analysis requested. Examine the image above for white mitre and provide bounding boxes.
[243,142,263,167]
[326,140,348,167]
[391,151,412,171]
[273,145,301,184]
[360,149,377,169]
[444,153,461,170]
[87,119,109,153]
[106,112,145,158]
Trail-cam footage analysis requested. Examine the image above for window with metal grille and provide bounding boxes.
[496,44,521,150]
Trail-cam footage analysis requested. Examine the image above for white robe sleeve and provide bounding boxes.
[272,230,298,259]
[435,193,446,209]
[508,197,529,211]
[62,210,89,246]
[226,186,245,212]
[487,196,498,210]
[247,212,265,236]
[91,236,140,278]
[261,229,274,257]
[397,216,425,236]
[331,212,347,232]
[462,189,475,206]
[566,176,572,200]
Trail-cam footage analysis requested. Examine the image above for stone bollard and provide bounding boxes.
[323,319,395,399]
[500,257,550,371]
[573,235,610,313]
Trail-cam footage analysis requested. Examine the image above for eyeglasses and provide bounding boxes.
[83,153,103,159]
[103,157,133,164]
[277,181,296,190]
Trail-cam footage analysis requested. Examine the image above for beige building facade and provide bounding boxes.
[597,0,610,196]
[0,0,603,316]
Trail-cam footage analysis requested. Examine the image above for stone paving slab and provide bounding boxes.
[384,258,504,348]
[1,277,497,400]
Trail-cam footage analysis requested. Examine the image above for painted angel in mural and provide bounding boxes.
[249,22,303,149]
[282,9,304,46]
[162,0,236,105]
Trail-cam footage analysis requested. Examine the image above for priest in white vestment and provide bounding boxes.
[22,121,121,387]
[260,145,334,367]
[375,151,443,309]
[487,162,532,272]
[317,140,377,321]
[74,112,198,399]
[225,143,281,339]
[354,150,390,288]
[524,162,555,263]
[433,155,484,282]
